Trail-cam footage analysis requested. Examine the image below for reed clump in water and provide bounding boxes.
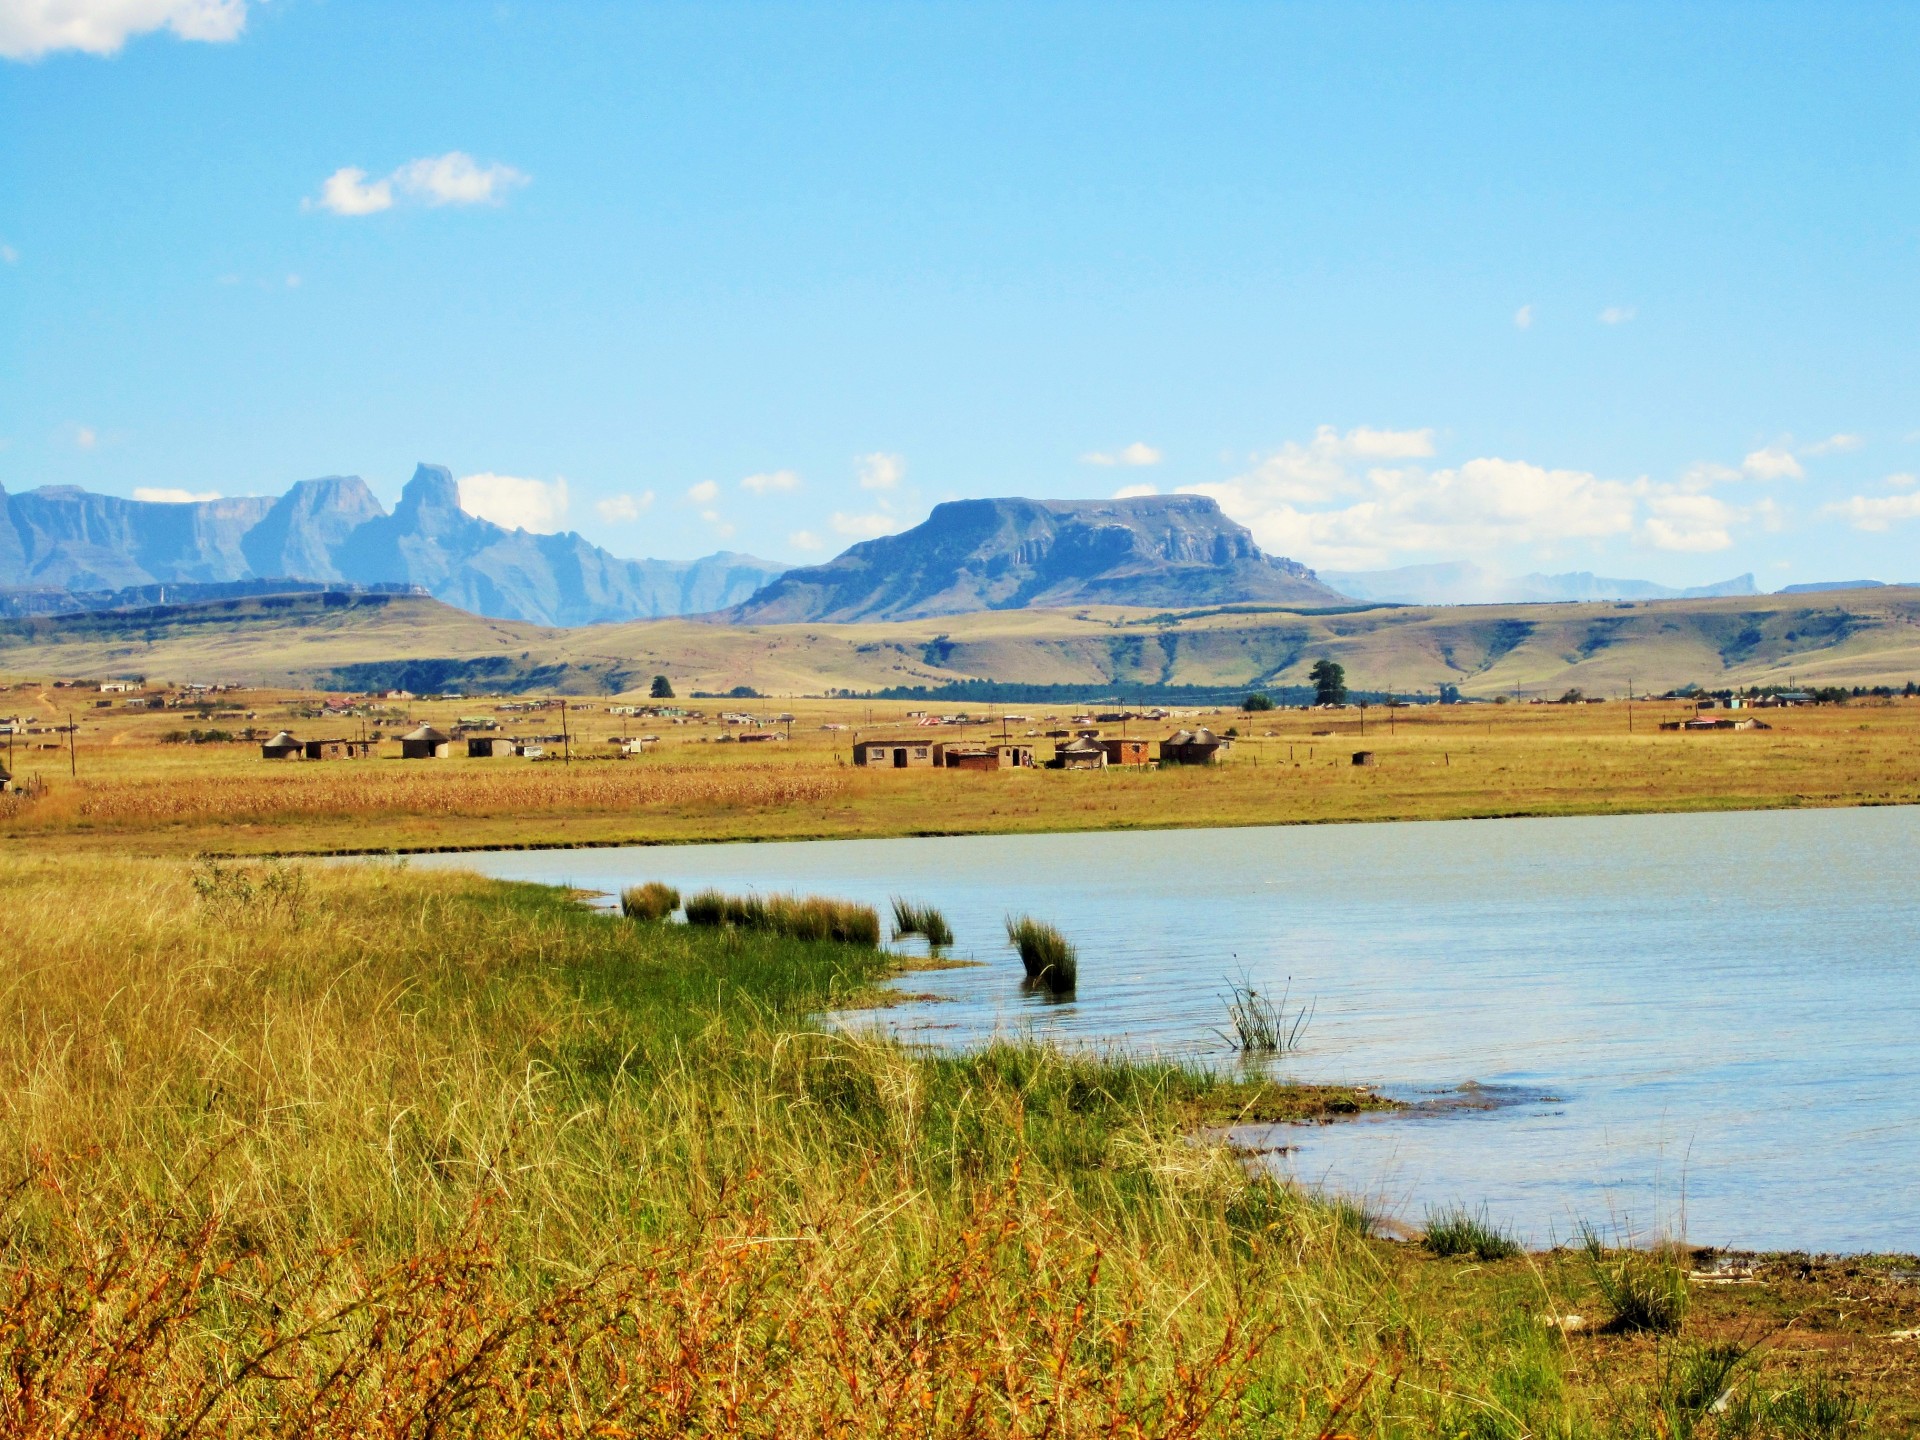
[1006,914,1077,995]
[890,896,954,948]
[620,880,680,921]
[684,887,880,946]
[1218,975,1312,1055]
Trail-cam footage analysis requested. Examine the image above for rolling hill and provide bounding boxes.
[4,585,1918,699]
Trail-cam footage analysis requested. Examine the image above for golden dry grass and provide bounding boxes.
[3,684,1918,856]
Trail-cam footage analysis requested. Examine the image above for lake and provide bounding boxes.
[408,805,1920,1253]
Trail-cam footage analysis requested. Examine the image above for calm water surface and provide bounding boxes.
[410,806,1920,1252]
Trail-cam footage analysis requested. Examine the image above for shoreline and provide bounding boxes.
[218,790,1920,860]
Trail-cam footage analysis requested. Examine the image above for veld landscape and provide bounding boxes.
[9,2,1920,1436]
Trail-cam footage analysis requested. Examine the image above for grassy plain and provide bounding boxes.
[0,853,1910,1435]
[5,676,1919,856]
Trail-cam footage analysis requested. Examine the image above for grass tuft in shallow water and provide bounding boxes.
[1006,913,1077,995]
[890,896,954,948]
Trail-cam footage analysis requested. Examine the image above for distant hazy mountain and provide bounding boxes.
[730,495,1344,622]
[1777,579,1887,594]
[0,466,786,625]
[1320,561,1759,606]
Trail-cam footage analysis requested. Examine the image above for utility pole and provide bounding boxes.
[560,698,570,766]
[67,713,76,778]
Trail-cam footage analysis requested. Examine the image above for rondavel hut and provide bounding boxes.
[399,724,452,759]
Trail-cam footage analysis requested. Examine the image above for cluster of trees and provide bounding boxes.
[1241,659,1350,711]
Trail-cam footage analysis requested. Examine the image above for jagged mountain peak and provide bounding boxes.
[0,470,786,626]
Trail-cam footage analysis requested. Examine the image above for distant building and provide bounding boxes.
[1159,728,1227,765]
[302,738,373,760]
[399,725,451,759]
[1351,750,1376,766]
[1096,738,1151,767]
[1050,737,1108,769]
[942,743,1036,770]
[467,736,518,758]
[853,739,943,768]
[260,730,303,760]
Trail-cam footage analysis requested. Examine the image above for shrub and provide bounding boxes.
[890,897,955,948]
[1422,1206,1521,1260]
[620,881,680,921]
[1006,915,1077,995]
[1580,1228,1689,1334]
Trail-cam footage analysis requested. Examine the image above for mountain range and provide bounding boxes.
[1319,561,1760,606]
[730,495,1343,622]
[0,466,785,627]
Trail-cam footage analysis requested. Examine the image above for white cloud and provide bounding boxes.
[1599,305,1637,325]
[1825,491,1920,532]
[1741,445,1804,481]
[308,152,527,216]
[0,244,16,264]
[700,509,735,539]
[393,152,527,207]
[1640,493,1736,552]
[1113,483,1158,499]
[74,425,96,450]
[0,0,247,59]
[686,480,719,504]
[831,511,901,539]
[457,472,569,533]
[1886,472,1918,490]
[856,452,905,490]
[133,486,219,503]
[741,468,800,494]
[1081,441,1163,468]
[1803,433,1864,456]
[594,491,654,523]
[1513,304,1534,330]
[788,530,824,551]
[312,167,392,216]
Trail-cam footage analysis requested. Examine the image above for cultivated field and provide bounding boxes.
[0,854,1910,1434]
[5,674,1919,855]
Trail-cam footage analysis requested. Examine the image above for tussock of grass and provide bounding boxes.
[890,896,954,948]
[619,879,679,920]
[1423,1205,1522,1260]
[1581,1227,1690,1334]
[1006,913,1077,995]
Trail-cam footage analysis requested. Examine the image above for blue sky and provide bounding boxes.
[3,1,1918,586]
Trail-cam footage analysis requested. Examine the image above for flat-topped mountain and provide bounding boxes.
[0,466,785,626]
[730,494,1344,622]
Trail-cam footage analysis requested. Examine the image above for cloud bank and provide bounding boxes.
[1,0,246,60]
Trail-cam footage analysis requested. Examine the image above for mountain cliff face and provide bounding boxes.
[729,495,1344,622]
[0,467,785,626]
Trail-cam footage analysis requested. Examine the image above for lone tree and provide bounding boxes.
[1309,658,1347,707]
[1243,692,1275,712]
[650,674,674,699]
